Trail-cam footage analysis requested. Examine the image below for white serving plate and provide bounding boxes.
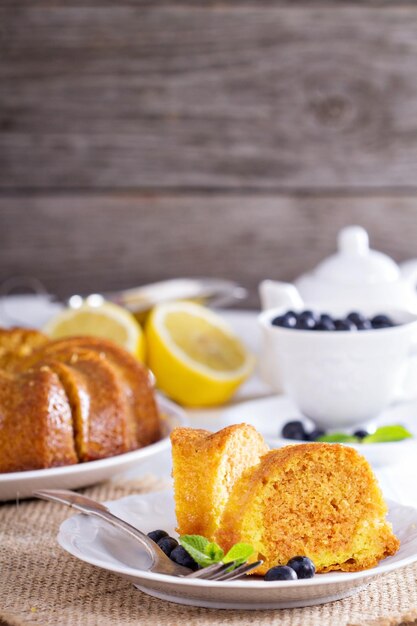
[0,396,185,501]
[58,490,417,610]
[219,395,417,468]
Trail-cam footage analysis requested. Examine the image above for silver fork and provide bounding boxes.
[34,489,262,581]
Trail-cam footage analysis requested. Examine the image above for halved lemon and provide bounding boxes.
[43,300,145,361]
[145,301,255,407]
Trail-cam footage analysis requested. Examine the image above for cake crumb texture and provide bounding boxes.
[216,442,400,574]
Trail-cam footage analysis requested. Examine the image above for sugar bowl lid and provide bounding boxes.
[310,226,400,285]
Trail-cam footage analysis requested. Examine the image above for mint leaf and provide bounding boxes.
[317,433,360,443]
[179,535,215,567]
[205,542,224,562]
[362,425,413,444]
[180,535,255,569]
[224,543,254,568]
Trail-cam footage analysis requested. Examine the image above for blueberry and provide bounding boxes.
[371,314,394,329]
[287,556,316,579]
[272,311,297,329]
[320,314,334,324]
[307,428,326,441]
[170,545,199,570]
[282,311,298,327]
[264,565,298,581]
[147,529,168,543]
[334,319,356,331]
[282,420,307,441]
[355,319,372,331]
[296,317,316,330]
[286,310,299,320]
[271,315,285,327]
[347,312,367,325]
[296,310,318,330]
[353,429,369,439]
[314,319,335,331]
[157,536,179,557]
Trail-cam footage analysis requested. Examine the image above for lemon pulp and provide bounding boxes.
[146,302,254,407]
[164,311,247,372]
[43,301,145,362]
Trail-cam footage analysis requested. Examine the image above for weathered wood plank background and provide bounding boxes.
[1,2,417,306]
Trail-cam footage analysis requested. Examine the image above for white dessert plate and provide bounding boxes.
[219,395,417,468]
[58,489,417,610]
[0,396,185,502]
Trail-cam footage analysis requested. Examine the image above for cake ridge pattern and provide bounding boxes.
[0,328,161,473]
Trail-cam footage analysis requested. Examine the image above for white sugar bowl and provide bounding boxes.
[260,225,417,314]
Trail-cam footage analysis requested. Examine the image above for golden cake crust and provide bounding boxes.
[0,328,162,472]
[0,367,77,472]
[35,336,161,449]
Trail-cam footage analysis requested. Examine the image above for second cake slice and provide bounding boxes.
[171,423,268,539]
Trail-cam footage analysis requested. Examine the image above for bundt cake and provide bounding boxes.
[171,424,268,538]
[0,327,161,473]
[216,442,400,574]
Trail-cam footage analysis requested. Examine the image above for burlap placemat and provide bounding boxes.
[1,477,417,626]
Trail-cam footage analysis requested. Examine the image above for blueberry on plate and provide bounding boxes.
[334,319,356,331]
[157,536,179,557]
[287,556,316,579]
[170,545,199,570]
[282,420,307,441]
[353,429,369,439]
[147,529,168,543]
[264,565,297,581]
[307,428,326,441]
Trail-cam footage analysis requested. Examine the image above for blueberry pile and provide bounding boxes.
[147,529,199,570]
[281,420,369,442]
[271,310,395,332]
[264,556,316,581]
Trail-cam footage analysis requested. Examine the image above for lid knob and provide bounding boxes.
[338,226,369,256]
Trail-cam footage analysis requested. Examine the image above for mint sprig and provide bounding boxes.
[179,535,219,567]
[179,535,254,570]
[317,425,413,444]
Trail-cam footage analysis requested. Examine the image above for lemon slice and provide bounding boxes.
[145,301,254,407]
[43,300,145,361]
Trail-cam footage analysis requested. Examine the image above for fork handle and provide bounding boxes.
[73,507,190,576]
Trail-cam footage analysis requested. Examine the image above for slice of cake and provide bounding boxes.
[171,424,268,539]
[216,442,400,574]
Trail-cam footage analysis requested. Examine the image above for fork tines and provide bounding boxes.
[186,561,233,579]
[187,560,263,581]
[214,560,263,581]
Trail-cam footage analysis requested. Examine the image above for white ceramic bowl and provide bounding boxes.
[258,307,417,430]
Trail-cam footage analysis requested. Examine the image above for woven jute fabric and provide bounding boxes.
[1,478,417,626]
